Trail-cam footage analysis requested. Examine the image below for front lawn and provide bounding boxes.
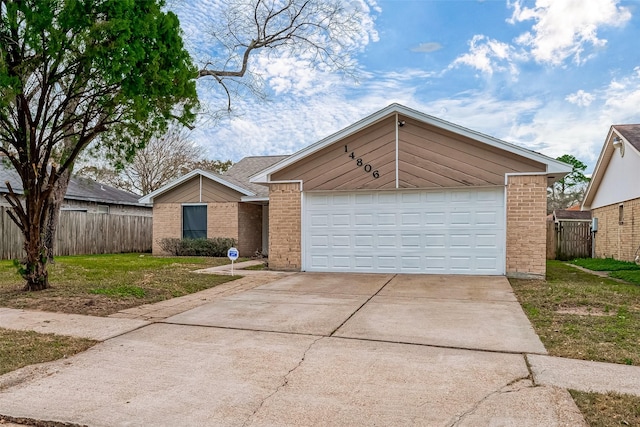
[570,390,640,427]
[510,261,640,366]
[0,328,96,376]
[0,253,241,316]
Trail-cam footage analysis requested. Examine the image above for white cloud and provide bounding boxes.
[411,42,442,53]
[448,35,521,77]
[566,90,595,107]
[508,0,631,65]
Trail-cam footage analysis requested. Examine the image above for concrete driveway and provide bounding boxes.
[0,273,585,426]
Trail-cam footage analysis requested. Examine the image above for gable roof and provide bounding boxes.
[251,103,572,184]
[0,162,144,206]
[138,169,255,204]
[582,124,640,209]
[138,155,289,204]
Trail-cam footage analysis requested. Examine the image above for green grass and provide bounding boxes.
[609,270,640,285]
[570,390,640,427]
[510,261,640,365]
[0,328,96,376]
[0,253,241,316]
[571,257,640,271]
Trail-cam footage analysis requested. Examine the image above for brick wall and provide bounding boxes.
[153,202,240,255]
[592,197,640,261]
[237,203,262,257]
[207,202,238,242]
[506,175,547,278]
[152,203,182,254]
[268,183,301,270]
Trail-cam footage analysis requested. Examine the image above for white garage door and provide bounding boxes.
[303,188,505,275]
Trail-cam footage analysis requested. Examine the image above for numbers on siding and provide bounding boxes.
[344,145,380,179]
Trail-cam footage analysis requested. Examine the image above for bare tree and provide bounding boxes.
[193,0,377,108]
[78,127,233,195]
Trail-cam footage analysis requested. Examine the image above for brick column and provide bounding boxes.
[506,175,547,278]
[268,183,301,271]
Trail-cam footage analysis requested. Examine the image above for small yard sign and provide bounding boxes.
[227,247,239,261]
[227,247,239,275]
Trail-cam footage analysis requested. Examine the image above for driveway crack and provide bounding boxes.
[241,335,324,427]
[445,376,533,427]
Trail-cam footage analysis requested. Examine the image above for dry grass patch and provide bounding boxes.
[510,261,640,366]
[570,390,640,427]
[0,254,241,316]
[0,328,96,376]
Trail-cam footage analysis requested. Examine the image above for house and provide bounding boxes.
[144,104,571,278]
[582,124,640,262]
[139,155,288,256]
[0,162,151,216]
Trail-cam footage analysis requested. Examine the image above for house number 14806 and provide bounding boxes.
[344,145,380,179]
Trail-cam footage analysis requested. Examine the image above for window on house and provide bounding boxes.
[619,204,624,225]
[97,205,109,214]
[183,205,207,239]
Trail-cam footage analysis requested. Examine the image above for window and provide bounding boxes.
[183,205,207,239]
[97,205,109,214]
[619,204,624,225]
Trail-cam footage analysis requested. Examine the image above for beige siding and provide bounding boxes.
[155,176,242,204]
[505,175,547,278]
[268,183,301,270]
[202,178,243,202]
[237,203,262,256]
[592,197,640,261]
[271,115,546,192]
[398,117,546,188]
[272,117,397,191]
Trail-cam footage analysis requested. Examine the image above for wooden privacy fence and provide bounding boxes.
[547,220,592,261]
[0,207,152,260]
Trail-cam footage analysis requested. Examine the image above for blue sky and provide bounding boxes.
[171,0,640,174]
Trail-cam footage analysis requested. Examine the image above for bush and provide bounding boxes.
[158,238,236,257]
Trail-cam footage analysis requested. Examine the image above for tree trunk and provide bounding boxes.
[44,169,72,262]
[23,214,49,291]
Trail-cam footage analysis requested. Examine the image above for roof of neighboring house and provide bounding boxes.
[553,209,591,221]
[614,124,640,152]
[582,124,640,209]
[0,162,145,207]
[251,103,573,185]
[138,155,290,204]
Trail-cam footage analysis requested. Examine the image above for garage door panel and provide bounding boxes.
[304,189,505,275]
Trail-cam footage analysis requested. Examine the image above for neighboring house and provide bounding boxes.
[144,104,571,278]
[140,155,288,256]
[582,124,640,262]
[0,163,151,216]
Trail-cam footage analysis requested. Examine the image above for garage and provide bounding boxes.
[251,103,572,278]
[304,188,504,274]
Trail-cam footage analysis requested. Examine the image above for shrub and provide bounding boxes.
[158,238,236,257]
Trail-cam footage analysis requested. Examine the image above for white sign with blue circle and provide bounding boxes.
[227,247,239,261]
